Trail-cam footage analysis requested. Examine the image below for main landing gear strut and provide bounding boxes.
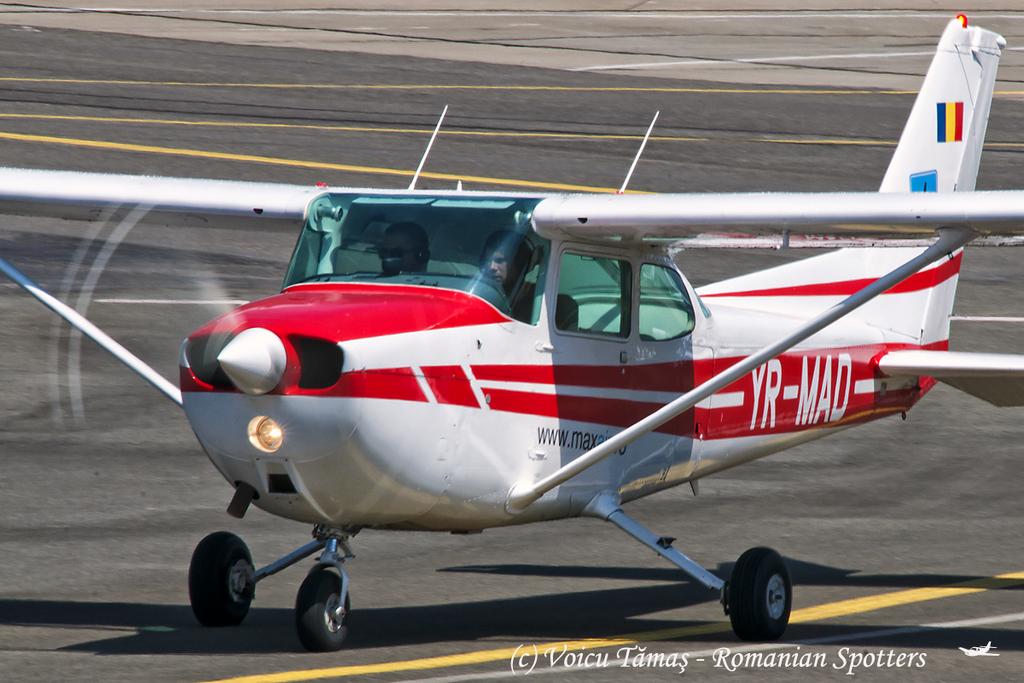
[188,525,356,651]
[584,492,792,641]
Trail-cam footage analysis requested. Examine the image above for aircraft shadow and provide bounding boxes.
[0,582,713,655]
[2,561,1015,655]
[0,557,1019,656]
[440,557,1024,592]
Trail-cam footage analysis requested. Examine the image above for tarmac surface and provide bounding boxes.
[0,4,1023,682]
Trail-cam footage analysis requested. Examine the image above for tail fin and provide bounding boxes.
[880,17,1005,193]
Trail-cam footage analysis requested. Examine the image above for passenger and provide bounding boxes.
[379,221,430,275]
[480,230,531,296]
[480,230,534,319]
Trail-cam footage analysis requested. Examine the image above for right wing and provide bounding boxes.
[0,167,318,219]
[878,350,1024,407]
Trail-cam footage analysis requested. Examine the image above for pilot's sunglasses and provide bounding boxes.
[379,247,415,258]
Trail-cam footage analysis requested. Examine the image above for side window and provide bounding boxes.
[639,264,696,341]
[555,252,631,337]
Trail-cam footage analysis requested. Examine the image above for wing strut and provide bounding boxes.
[0,256,183,407]
[506,227,973,513]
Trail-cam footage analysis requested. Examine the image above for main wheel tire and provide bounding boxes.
[295,566,350,652]
[727,546,791,641]
[188,531,254,626]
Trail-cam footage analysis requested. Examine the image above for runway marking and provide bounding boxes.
[96,298,247,305]
[0,113,707,143]
[0,131,638,194]
[576,46,1024,73]
[201,569,1024,683]
[762,137,896,146]
[575,49,939,72]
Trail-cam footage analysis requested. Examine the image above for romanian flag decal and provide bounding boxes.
[936,101,964,142]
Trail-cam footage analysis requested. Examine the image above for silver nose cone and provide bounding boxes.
[217,327,287,395]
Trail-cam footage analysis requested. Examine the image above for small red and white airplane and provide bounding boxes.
[2,16,1023,651]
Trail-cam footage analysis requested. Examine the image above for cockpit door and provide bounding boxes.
[630,260,713,484]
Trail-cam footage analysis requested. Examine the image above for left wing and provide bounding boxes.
[878,350,1024,407]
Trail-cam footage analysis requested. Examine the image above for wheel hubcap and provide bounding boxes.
[323,594,345,633]
[227,560,253,603]
[766,574,786,620]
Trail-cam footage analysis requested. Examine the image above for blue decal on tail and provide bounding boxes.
[910,170,938,192]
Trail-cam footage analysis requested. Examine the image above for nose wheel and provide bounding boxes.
[296,566,350,651]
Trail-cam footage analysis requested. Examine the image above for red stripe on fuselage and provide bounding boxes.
[702,252,962,298]
[334,367,426,403]
[184,341,945,441]
[421,365,480,408]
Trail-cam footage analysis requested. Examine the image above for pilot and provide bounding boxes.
[379,221,430,275]
[480,230,534,319]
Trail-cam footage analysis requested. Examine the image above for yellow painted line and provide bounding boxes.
[0,113,706,143]
[0,130,642,194]
[202,569,1024,683]
[789,571,1024,623]
[764,138,1022,150]
[762,137,897,146]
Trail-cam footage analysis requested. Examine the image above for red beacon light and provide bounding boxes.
[956,14,968,29]
[315,181,328,188]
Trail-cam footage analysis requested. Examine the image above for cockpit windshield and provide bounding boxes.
[283,193,549,323]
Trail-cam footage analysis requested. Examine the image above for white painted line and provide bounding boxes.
[950,316,1024,322]
[574,49,937,73]
[95,298,247,305]
[854,379,876,395]
[783,385,798,400]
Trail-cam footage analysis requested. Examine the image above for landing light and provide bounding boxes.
[248,416,284,453]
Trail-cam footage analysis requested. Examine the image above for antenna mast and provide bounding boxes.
[618,111,659,194]
[409,104,448,190]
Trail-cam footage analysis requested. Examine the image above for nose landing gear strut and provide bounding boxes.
[187,524,357,651]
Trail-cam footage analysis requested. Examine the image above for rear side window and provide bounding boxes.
[555,252,631,337]
[639,264,695,341]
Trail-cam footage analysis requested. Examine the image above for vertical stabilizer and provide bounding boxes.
[880,18,1005,193]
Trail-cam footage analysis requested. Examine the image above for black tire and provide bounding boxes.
[188,531,254,626]
[727,546,791,641]
[295,566,350,652]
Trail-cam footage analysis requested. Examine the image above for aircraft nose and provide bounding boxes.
[216,327,287,395]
